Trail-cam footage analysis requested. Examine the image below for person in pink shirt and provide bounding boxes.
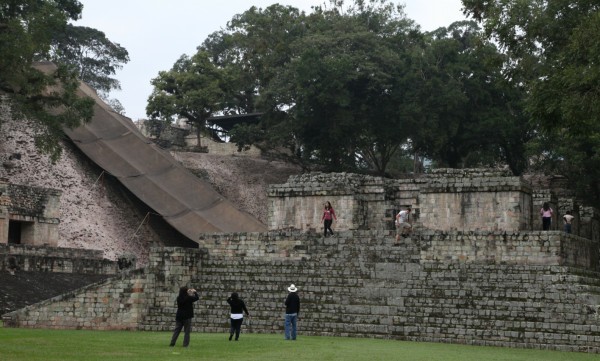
[321,201,337,237]
[540,202,553,230]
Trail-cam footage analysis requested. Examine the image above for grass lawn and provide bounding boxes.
[1,328,600,361]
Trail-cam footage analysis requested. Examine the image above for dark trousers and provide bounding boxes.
[230,318,243,340]
[324,219,334,236]
[542,217,551,231]
[170,318,192,346]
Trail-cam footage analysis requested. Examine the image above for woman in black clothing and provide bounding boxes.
[226,292,250,341]
[170,287,199,347]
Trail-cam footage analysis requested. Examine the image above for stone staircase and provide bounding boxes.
[138,231,600,352]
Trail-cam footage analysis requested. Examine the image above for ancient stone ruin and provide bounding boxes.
[0,179,61,247]
[4,169,600,353]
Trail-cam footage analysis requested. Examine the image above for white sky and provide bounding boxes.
[74,0,468,121]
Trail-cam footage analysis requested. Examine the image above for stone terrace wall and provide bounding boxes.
[2,269,150,330]
[417,170,532,231]
[6,231,600,353]
[268,173,397,232]
[196,136,262,157]
[198,230,599,270]
[185,231,600,353]
[418,230,599,269]
[580,206,600,242]
[269,169,534,233]
[0,182,61,246]
[138,118,187,149]
[2,248,205,330]
[0,244,117,275]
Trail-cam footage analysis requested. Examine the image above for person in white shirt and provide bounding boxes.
[563,211,575,234]
[393,207,412,246]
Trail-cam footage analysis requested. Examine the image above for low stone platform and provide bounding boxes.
[4,230,600,353]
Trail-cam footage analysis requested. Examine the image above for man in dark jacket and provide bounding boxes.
[284,284,300,340]
[170,287,200,347]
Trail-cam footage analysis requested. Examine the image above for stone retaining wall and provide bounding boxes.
[0,244,117,274]
[0,181,61,246]
[6,231,600,353]
[268,169,534,233]
[2,248,205,330]
[136,119,261,156]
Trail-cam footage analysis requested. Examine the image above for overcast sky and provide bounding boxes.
[74,0,468,121]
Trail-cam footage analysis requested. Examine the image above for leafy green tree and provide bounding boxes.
[462,0,600,203]
[49,24,129,98]
[149,0,531,176]
[278,1,421,173]
[146,51,226,145]
[412,21,530,174]
[201,4,306,114]
[0,0,94,161]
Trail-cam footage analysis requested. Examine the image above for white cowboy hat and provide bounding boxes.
[287,284,298,292]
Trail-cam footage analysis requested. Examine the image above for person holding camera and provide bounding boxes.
[226,292,250,341]
[169,287,199,347]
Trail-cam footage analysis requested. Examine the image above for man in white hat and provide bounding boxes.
[284,284,300,340]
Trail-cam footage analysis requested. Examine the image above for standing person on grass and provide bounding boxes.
[170,287,199,347]
[284,284,300,340]
[227,292,250,341]
[322,201,337,237]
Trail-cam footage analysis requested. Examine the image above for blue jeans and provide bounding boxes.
[285,313,297,340]
[564,223,572,234]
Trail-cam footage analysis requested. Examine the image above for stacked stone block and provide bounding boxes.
[3,269,150,330]
[6,231,600,353]
[138,118,188,149]
[0,181,61,246]
[0,243,117,274]
[269,169,534,233]
[580,206,600,242]
[268,172,394,232]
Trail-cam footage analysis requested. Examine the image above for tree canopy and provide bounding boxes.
[0,0,94,161]
[462,0,600,205]
[147,0,529,176]
[413,21,530,173]
[146,51,226,145]
[49,24,130,100]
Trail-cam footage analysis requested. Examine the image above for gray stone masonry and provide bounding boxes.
[0,243,117,274]
[2,247,205,330]
[269,169,534,233]
[0,181,61,246]
[6,230,600,353]
[580,206,600,242]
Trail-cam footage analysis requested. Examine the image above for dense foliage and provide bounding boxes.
[49,23,129,113]
[0,0,95,161]
[463,0,600,205]
[148,0,529,176]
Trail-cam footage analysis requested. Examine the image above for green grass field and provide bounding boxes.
[2,328,600,361]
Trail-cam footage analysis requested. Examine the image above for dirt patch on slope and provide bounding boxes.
[171,152,301,224]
